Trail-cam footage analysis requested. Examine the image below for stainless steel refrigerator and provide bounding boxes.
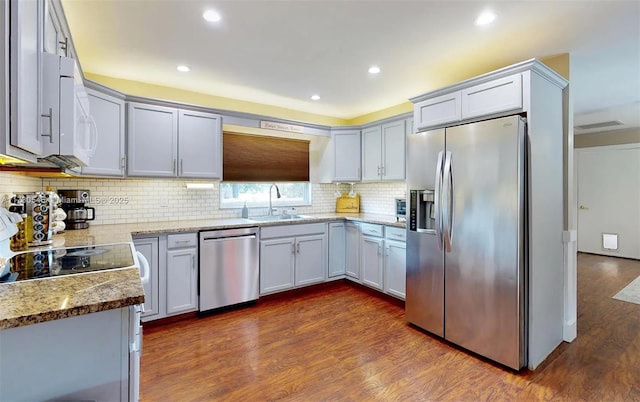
[406,115,527,370]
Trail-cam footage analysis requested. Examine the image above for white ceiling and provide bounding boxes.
[61,0,640,132]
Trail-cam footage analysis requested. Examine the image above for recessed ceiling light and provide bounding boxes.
[368,66,381,74]
[311,94,320,101]
[203,9,221,22]
[177,65,190,72]
[475,11,496,26]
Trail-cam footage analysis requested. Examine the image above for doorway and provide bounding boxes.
[576,144,640,259]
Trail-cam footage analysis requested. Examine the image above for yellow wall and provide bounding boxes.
[540,54,570,80]
[346,54,570,126]
[85,73,348,127]
[87,54,570,127]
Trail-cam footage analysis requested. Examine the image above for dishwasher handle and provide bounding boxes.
[202,234,257,242]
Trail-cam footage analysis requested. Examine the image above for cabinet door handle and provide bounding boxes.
[192,255,196,269]
[41,108,54,143]
[296,242,300,254]
[173,159,177,175]
[59,37,68,57]
[120,157,126,170]
[386,245,390,256]
[377,245,382,255]
[381,166,385,177]
[292,243,296,254]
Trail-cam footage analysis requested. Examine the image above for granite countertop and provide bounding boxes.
[1,213,403,330]
[33,213,404,246]
[0,268,145,330]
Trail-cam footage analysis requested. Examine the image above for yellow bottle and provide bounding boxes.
[24,214,33,246]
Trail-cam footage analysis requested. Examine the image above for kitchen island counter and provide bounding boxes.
[0,267,144,329]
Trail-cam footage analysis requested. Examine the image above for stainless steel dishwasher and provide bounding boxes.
[199,227,259,312]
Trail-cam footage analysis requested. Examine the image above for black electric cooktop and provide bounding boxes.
[1,243,135,283]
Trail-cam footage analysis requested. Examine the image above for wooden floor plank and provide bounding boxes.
[140,253,640,401]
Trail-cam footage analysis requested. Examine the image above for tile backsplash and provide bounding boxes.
[2,172,405,225]
[0,173,43,204]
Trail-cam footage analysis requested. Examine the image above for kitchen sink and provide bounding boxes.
[248,215,312,222]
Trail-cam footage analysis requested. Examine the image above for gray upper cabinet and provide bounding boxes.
[460,73,522,119]
[332,129,361,182]
[413,73,524,131]
[381,120,406,181]
[362,120,406,182]
[127,102,222,179]
[43,0,66,56]
[82,89,125,176]
[178,109,222,179]
[9,0,42,156]
[127,102,178,177]
[413,92,462,132]
[361,126,381,181]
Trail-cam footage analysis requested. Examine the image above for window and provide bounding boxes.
[220,182,311,208]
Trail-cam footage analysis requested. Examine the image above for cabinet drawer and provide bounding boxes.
[167,233,198,249]
[385,226,406,242]
[359,223,384,237]
[414,92,461,131]
[461,73,522,119]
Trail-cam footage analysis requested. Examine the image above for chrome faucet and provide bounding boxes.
[268,183,281,215]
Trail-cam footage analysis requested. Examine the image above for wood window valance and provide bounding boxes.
[223,132,310,182]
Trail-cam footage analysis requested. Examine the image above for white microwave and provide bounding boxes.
[39,53,96,168]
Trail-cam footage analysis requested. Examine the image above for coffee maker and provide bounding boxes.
[58,190,95,230]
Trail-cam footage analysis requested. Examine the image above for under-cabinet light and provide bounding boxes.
[185,182,215,190]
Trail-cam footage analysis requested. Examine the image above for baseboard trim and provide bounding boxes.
[563,319,577,342]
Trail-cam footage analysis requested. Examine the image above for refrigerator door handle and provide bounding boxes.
[442,151,453,252]
[434,150,444,251]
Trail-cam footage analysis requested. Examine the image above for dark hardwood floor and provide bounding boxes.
[140,253,640,401]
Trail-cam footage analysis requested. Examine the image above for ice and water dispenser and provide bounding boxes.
[409,189,435,232]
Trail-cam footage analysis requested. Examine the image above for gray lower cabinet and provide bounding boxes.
[166,247,198,315]
[295,234,326,286]
[166,233,198,315]
[260,238,295,294]
[361,235,384,290]
[135,232,198,322]
[348,223,406,299]
[345,222,360,279]
[260,223,327,295]
[133,237,159,319]
[0,307,135,401]
[383,226,407,300]
[384,239,406,299]
[328,222,346,277]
